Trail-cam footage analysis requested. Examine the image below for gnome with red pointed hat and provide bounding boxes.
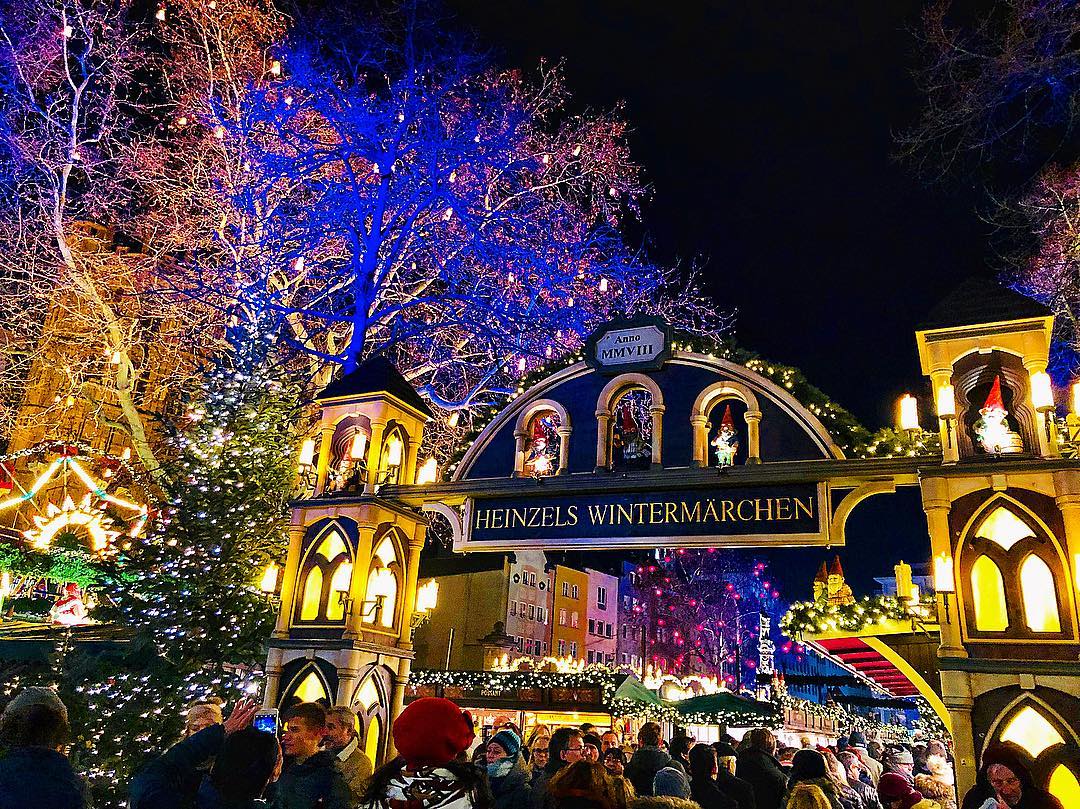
[711,404,739,467]
[974,376,1024,454]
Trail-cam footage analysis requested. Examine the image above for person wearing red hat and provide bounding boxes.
[362,698,491,809]
[877,772,942,809]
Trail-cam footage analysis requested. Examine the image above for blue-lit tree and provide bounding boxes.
[176,2,729,423]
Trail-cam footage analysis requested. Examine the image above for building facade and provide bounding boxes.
[585,568,618,665]
[506,550,553,658]
[551,565,588,660]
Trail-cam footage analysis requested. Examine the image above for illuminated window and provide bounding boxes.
[971,555,1009,631]
[1019,555,1061,633]
[293,670,329,703]
[380,429,406,484]
[365,716,381,763]
[356,678,380,711]
[523,409,561,477]
[610,388,653,471]
[1049,765,1080,807]
[1000,705,1065,757]
[367,536,399,628]
[300,567,324,621]
[976,507,1035,551]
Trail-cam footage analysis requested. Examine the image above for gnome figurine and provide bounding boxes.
[974,377,1024,454]
[711,405,739,467]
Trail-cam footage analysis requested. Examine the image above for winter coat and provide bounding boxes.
[272,750,351,809]
[628,796,698,809]
[715,770,757,809]
[196,779,268,809]
[784,777,842,809]
[550,794,611,809]
[0,747,91,809]
[490,757,533,809]
[736,748,788,809]
[129,724,226,809]
[690,774,740,809]
[626,746,674,797]
[370,764,485,809]
[848,750,881,787]
[914,774,955,809]
[960,786,1062,809]
[653,765,691,800]
[336,738,374,806]
[846,777,880,809]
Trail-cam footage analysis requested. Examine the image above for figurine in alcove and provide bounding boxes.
[711,405,740,467]
[974,376,1024,454]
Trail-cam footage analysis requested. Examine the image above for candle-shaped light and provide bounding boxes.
[384,435,403,467]
[348,431,368,460]
[898,394,920,431]
[416,579,440,613]
[298,438,316,467]
[933,553,955,593]
[936,384,956,419]
[259,562,279,594]
[1030,371,1055,412]
[416,457,438,484]
[894,561,913,600]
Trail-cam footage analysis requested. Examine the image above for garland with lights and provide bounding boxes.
[909,696,951,739]
[780,594,936,638]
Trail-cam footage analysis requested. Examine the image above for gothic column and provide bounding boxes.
[512,430,527,477]
[557,427,572,474]
[689,415,708,467]
[649,405,665,468]
[314,421,335,495]
[363,421,388,494]
[344,526,376,639]
[263,646,284,707]
[744,409,762,464]
[386,656,412,759]
[595,411,611,471]
[273,525,306,639]
[397,527,427,650]
[921,477,965,657]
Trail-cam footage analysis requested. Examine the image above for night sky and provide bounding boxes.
[441,1,985,594]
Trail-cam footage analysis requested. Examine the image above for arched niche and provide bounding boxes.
[294,519,356,628]
[364,527,406,631]
[278,656,337,709]
[690,380,762,466]
[350,663,393,765]
[325,414,372,493]
[513,399,571,477]
[377,423,409,486]
[956,494,1074,643]
[595,373,665,471]
[953,350,1038,459]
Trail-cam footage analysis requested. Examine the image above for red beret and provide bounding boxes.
[393,697,475,767]
[877,773,916,801]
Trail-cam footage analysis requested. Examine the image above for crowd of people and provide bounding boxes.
[0,688,1065,809]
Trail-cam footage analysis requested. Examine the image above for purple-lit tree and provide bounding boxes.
[622,550,786,687]
[177,3,728,430]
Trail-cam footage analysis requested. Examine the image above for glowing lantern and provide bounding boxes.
[416,457,438,485]
[298,438,316,467]
[259,562,279,594]
[415,579,439,613]
[1030,371,1055,412]
[936,384,956,418]
[348,432,368,460]
[898,394,919,431]
[933,554,955,593]
[383,435,403,467]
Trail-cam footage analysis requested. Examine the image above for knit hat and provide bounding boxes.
[790,749,829,781]
[878,772,917,801]
[887,749,914,766]
[848,730,867,748]
[653,766,692,799]
[393,697,475,767]
[3,687,68,723]
[489,728,522,758]
[713,742,737,759]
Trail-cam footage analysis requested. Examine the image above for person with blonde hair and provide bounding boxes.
[185,698,225,738]
[787,783,833,809]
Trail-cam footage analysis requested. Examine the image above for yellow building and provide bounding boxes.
[551,564,588,661]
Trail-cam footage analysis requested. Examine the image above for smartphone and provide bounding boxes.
[253,709,279,735]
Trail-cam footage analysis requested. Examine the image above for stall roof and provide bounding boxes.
[812,637,918,696]
[675,691,777,722]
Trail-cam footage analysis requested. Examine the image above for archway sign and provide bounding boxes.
[394,316,924,552]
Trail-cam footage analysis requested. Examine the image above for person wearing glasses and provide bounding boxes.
[959,743,1062,809]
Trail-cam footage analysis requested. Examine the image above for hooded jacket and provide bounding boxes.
[0,747,91,809]
[626,747,674,797]
[490,756,533,809]
[272,750,351,809]
[959,744,1063,809]
[129,724,226,809]
[736,748,788,809]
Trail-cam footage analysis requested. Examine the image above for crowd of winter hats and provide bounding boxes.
[878,773,925,809]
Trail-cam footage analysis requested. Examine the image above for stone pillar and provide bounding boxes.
[512,430,527,477]
[1053,471,1080,587]
[745,409,762,464]
[649,405,665,468]
[689,415,708,467]
[314,421,335,495]
[386,655,412,759]
[397,527,427,650]
[344,526,376,639]
[363,421,388,494]
[941,669,978,797]
[336,648,366,706]
[921,477,966,657]
[557,427,572,475]
[403,434,421,486]
[930,369,960,464]
[273,525,306,639]
[264,646,284,707]
[595,411,611,471]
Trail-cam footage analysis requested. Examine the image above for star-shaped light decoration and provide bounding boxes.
[23,494,121,554]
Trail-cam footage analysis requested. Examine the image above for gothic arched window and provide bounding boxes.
[523,409,561,477]
[296,527,352,625]
[610,388,653,472]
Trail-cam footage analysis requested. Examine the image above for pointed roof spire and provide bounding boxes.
[829,555,844,578]
[983,376,1005,412]
[814,561,828,584]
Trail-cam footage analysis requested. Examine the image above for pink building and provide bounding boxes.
[585,568,618,666]
[505,551,553,659]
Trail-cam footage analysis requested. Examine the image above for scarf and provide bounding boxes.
[487,758,514,779]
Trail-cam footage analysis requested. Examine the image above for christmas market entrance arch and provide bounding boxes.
[385,318,948,717]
